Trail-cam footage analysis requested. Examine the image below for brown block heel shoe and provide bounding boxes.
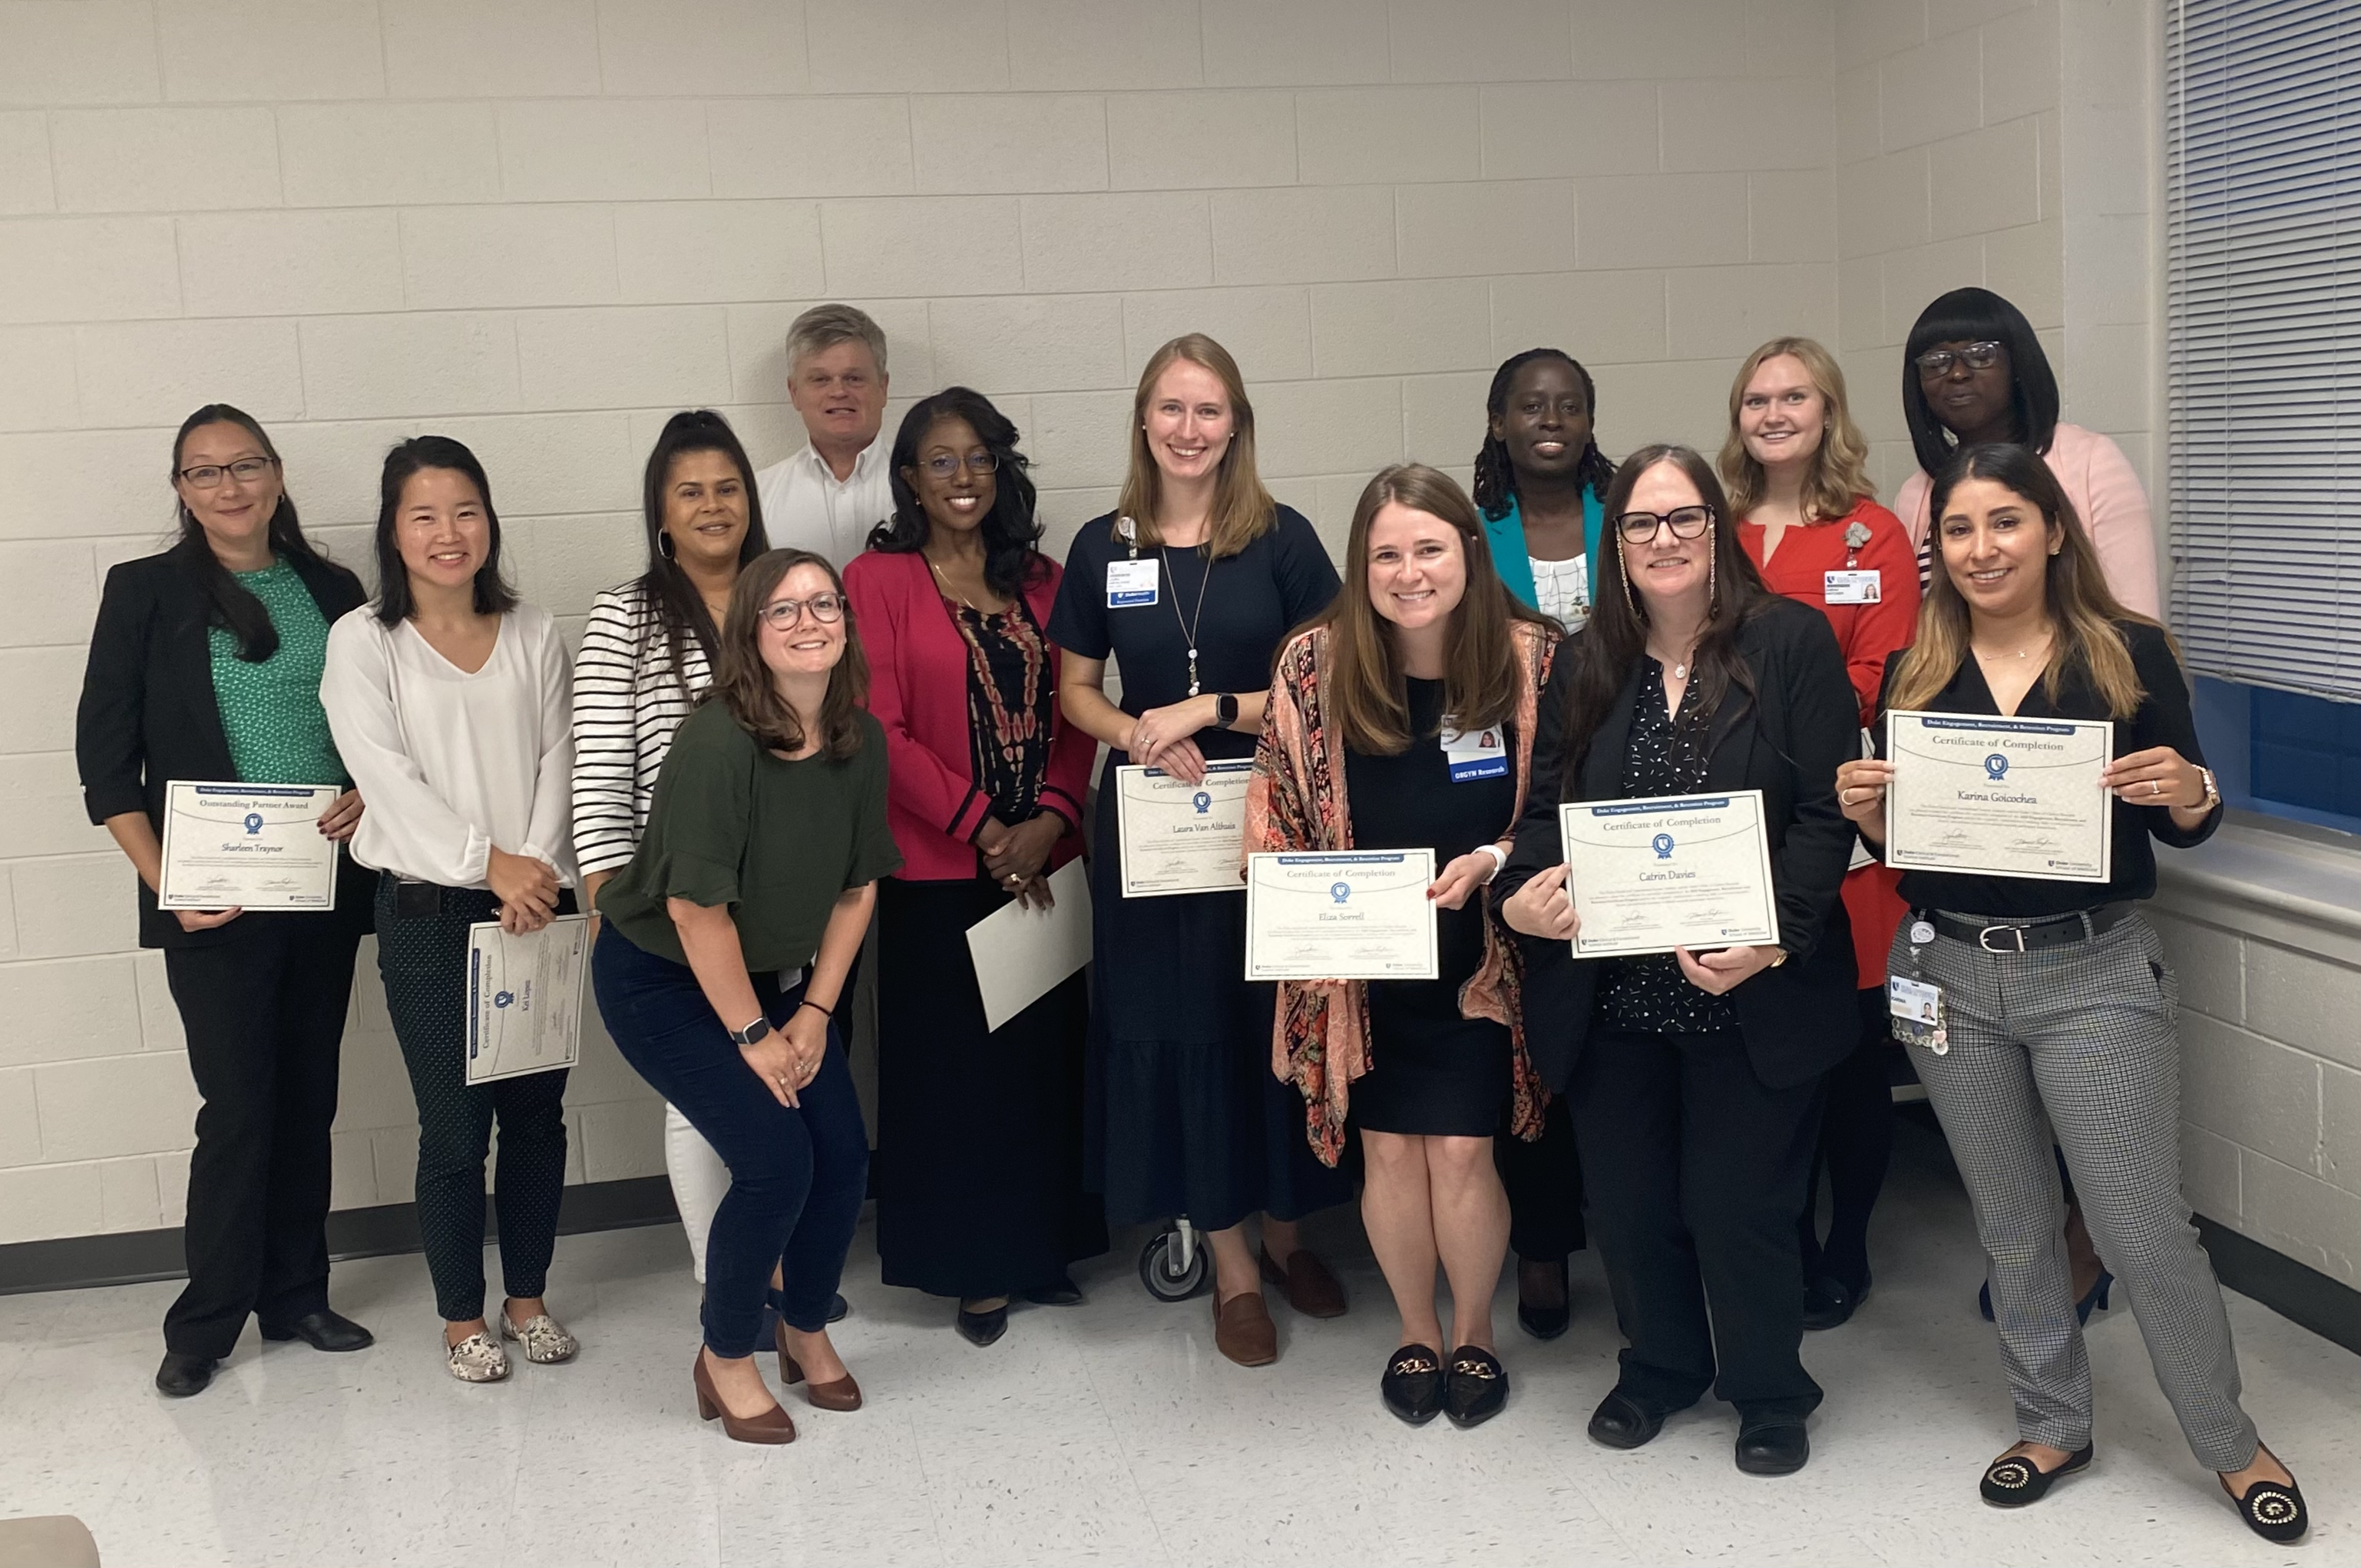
[1213,1290,1278,1366]
[778,1322,863,1411]
[1258,1245,1347,1318]
[692,1353,795,1444]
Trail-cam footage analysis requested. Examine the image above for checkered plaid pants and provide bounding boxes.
[1893,909,2260,1470]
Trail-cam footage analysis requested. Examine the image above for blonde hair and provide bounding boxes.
[1113,333,1277,559]
[1718,336,1874,522]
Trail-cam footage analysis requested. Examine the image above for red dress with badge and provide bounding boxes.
[1738,498,1919,986]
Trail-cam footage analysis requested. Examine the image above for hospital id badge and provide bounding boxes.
[1106,558,1159,608]
[1824,569,1881,604]
[1888,974,1947,1054]
[1439,719,1509,782]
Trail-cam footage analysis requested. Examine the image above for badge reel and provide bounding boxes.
[1887,971,1947,1054]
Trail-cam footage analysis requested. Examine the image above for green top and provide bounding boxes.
[207,559,346,786]
[597,700,903,973]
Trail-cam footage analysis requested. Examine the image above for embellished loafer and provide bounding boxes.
[1445,1345,1509,1429]
[1980,1443,2093,1506]
[2221,1452,2307,1543]
[261,1308,375,1352]
[1212,1290,1278,1366]
[1516,1256,1572,1341]
[954,1300,1008,1348]
[445,1331,510,1383]
[1734,1417,1810,1476]
[1381,1344,1444,1425]
[1258,1246,1347,1318]
[1586,1389,1669,1450]
[498,1308,577,1364]
[155,1351,218,1398]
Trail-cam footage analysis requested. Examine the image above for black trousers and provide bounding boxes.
[1571,1027,1826,1417]
[160,912,364,1358]
[1798,987,1896,1290]
[1496,1091,1586,1261]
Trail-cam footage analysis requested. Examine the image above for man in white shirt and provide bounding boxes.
[754,303,894,570]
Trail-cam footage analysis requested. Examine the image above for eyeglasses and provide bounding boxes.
[921,452,998,480]
[1615,506,1715,544]
[758,594,845,630]
[177,457,276,489]
[1913,341,2004,376]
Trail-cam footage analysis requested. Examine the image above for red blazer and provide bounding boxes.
[843,547,1093,882]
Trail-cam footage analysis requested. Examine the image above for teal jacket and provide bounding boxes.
[1480,489,1605,612]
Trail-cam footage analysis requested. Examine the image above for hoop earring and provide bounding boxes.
[656,531,676,561]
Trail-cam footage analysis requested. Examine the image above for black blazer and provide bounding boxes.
[1500,594,1861,1092]
[75,547,373,951]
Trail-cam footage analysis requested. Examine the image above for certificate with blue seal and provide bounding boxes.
[1115,758,1255,897]
[1557,790,1780,958]
[157,781,342,911]
[1885,712,2113,882]
[465,914,588,1084]
[1243,849,1438,981]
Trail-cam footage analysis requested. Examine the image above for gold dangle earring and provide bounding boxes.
[1619,544,1641,619]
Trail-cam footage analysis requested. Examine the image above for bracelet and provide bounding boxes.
[797,997,834,1020]
[1475,843,1509,883]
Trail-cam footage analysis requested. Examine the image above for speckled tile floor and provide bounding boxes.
[2,1121,2352,1567]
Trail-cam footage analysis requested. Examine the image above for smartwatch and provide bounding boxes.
[1214,692,1240,726]
[729,1016,772,1047]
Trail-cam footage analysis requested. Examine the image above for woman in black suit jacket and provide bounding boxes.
[1498,444,1857,1477]
[76,405,379,1399]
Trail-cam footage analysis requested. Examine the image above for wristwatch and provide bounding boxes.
[729,1016,772,1047]
[1767,948,1790,968]
[2196,765,2220,811]
[1214,692,1240,726]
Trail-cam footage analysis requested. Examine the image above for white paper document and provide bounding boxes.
[1243,849,1438,982]
[158,781,342,911]
[465,914,588,1084]
[1884,711,2114,883]
[964,858,1093,1034]
[1115,758,1254,897]
[1558,790,1781,958]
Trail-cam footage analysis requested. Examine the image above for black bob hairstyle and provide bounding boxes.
[167,403,353,662]
[866,385,1048,600]
[1901,286,2060,475]
[371,435,519,625]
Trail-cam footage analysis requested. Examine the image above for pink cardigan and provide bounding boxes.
[1893,422,2162,619]
[843,548,1094,882]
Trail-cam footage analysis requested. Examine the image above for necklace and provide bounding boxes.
[1164,544,1215,696]
[925,555,977,613]
[1974,632,2051,663]
[1650,640,1700,680]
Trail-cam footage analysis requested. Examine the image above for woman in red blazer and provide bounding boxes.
[844,388,1105,1346]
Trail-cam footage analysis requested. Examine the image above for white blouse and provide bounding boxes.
[570,579,713,879]
[322,604,576,890]
[1529,554,1591,629]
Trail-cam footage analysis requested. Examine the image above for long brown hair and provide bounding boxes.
[1887,444,2155,719]
[708,548,870,761]
[1113,333,1278,559]
[1717,336,1875,521]
[1550,445,1774,797]
[1308,464,1553,756]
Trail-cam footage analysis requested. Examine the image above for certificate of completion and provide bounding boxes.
[1885,711,2114,882]
[465,914,589,1085]
[1244,849,1437,982]
[157,782,342,911]
[1558,791,1781,958]
[1115,758,1255,897]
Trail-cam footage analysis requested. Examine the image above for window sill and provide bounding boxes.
[2153,817,2361,964]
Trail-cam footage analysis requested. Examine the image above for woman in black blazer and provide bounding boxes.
[1498,444,1857,1477]
[75,405,378,1399]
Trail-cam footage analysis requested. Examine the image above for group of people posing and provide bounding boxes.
[76,293,2306,1542]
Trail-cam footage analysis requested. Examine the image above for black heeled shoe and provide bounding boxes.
[1445,1346,1508,1429]
[955,1299,1009,1347]
[1979,1443,2093,1506]
[2221,1451,2308,1543]
[1801,1272,1867,1331]
[1978,1269,2113,1325]
[1515,1256,1571,1341]
[1381,1344,1444,1426]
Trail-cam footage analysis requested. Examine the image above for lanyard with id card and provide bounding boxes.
[1108,514,1159,607]
[1888,912,1947,1053]
[1439,719,1509,782]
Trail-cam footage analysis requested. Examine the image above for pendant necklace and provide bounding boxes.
[927,554,977,613]
[1166,543,1215,696]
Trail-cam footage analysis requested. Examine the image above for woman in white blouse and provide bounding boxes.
[573,410,772,1293]
[322,435,580,1384]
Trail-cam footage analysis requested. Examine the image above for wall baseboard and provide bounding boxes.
[2194,1215,2359,1355]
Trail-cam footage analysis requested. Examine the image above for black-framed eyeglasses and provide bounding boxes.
[177,457,276,489]
[1615,506,1715,544]
[921,452,998,479]
[758,594,845,629]
[1913,340,2004,376]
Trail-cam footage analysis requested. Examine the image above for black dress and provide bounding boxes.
[875,596,1108,1298]
[1344,677,1516,1136]
[1048,507,1353,1232]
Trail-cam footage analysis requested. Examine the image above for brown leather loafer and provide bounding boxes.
[1259,1245,1347,1319]
[1212,1290,1278,1366]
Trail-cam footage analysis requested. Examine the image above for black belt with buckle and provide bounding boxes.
[1920,902,2135,954]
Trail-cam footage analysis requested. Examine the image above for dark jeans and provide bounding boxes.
[1496,1090,1586,1262]
[1798,987,1897,1291]
[375,877,571,1323]
[160,911,363,1358]
[592,925,868,1358]
[1571,1027,1826,1418]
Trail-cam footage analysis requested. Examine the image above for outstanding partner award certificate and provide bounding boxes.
[157,782,342,911]
[1885,711,2114,883]
[1244,849,1438,981]
[1115,758,1255,897]
[465,914,589,1085]
[1557,791,1781,958]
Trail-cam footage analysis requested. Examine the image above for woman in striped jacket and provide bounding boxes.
[573,410,772,1290]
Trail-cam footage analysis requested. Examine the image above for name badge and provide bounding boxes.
[1887,974,1948,1054]
[1825,569,1881,604]
[1439,720,1509,782]
[1106,558,1159,608]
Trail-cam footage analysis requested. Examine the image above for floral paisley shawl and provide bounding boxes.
[1244,619,1556,1166]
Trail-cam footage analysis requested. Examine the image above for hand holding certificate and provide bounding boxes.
[1116,758,1254,897]
[466,914,588,1084]
[1245,850,1438,981]
[1555,791,1781,958]
[1883,711,2113,882]
[159,782,343,911]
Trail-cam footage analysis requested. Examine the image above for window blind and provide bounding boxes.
[2165,0,2359,702]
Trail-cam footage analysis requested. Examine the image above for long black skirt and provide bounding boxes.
[874,874,1108,1298]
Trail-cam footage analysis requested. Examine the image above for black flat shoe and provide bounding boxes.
[954,1301,1008,1347]
[1445,1345,1508,1429]
[1801,1275,1861,1331]
[1734,1417,1810,1476]
[156,1351,218,1398]
[1381,1344,1444,1426]
[1980,1443,2093,1506]
[1023,1274,1083,1307]
[1515,1257,1571,1341]
[1586,1389,1669,1450]
[2221,1454,2307,1543]
[260,1308,374,1352]
[828,1292,849,1324]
